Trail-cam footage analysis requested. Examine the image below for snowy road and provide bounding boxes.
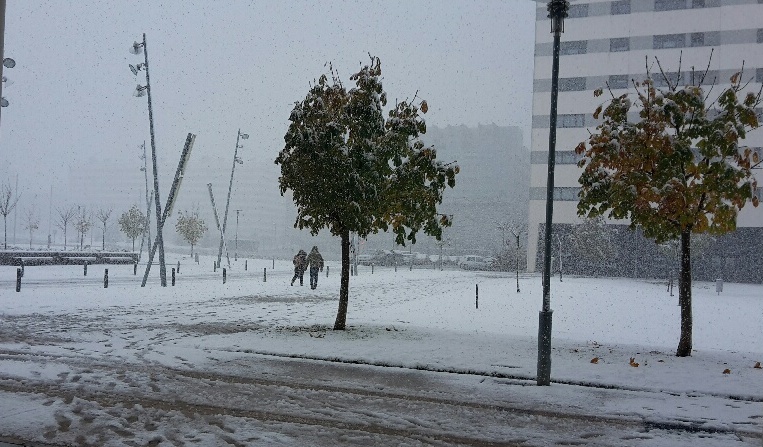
[0,345,757,447]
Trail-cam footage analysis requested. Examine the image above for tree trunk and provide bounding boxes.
[3,215,7,249]
[190,243,194,256]
[102,225,105,250]
[334,229,351,330]
[132,238,136,251]
[63,228,67,250]
[676,229,693,357]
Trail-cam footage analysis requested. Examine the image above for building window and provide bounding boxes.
[558,114,585,128]
[610,38,630,52]
[652,72,682,88]
[560,40,588,55]
[655,0,687,11]
[611,0,631,14]
[608,75,629,89]
[559,77,586,91]
[690,33,704,47]
[654,34,685,49]
[568,4,589,18]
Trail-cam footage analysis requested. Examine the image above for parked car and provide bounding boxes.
[458,255,496,271]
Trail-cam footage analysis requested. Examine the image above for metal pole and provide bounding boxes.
[0,0,5,127]
[235,209,240,261]
[218,129,242,267]
[538,0,567,387]
[143,33,167,287]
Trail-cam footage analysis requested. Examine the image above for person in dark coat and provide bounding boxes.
[291,249,308,286]
[306,246,324,289]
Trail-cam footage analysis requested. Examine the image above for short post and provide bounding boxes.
[371,263,374,274]
[195,252,199,264]
[177,261,180,274]
[476,284,479,309]
[394,259,397,272]
[245,260,248,271]
[16,268,21,292]
[326,265,329,277]
[84,262,88,276]
[134,262,137,276]
[223,268,227,284]
[272,258,275,269]
[172,268,176,286]
[214,261,217,272]
[263,267,267,282]
[104,269,109,288]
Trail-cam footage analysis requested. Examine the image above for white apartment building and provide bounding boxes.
[528,0,763,280]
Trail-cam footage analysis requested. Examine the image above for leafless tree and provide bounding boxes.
[55,206,77,251]
[95,208,113,251]
[0,183,21,249]
[23,206,40,250]
[74,207,93,250]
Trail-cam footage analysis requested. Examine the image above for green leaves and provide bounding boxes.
[576,60,760,244]
[276,56,458,244]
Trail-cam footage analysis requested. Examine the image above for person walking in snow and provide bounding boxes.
[306,246,324,290]
[291,249,308,286]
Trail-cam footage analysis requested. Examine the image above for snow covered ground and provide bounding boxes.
[0,253,760,446]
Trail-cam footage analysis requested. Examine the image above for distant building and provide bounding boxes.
[528,0,763,282]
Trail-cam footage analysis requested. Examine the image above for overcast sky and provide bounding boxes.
[1,0,536,234]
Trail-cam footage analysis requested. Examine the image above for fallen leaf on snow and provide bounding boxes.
[723,369,731,374]
[754,361,761,369]
[629,357,639,367]
[590,357,599,364]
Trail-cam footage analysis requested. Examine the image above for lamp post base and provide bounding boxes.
[537,309,553,386]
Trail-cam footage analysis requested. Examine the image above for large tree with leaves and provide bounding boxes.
[276,57,458,330]
[575,58,761,356]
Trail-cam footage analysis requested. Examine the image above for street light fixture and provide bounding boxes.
[217,128,249,268]
[538,0,569,387]
[129,33,167,287]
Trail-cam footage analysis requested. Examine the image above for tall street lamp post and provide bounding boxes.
[218,129,249,268]
[538,0,569,386]
[130,34,167,286]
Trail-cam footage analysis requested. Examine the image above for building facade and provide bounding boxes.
[528,0,763,281]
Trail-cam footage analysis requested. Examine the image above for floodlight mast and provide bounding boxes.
[217,129,249,268]
[131,33,167,287]
[0,0,8,125]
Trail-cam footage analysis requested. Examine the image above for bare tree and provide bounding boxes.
[95,208,113,251]
[74,207,92,250]
[55,206,77,251]
[23,206,40,250]
[0,183,21,249]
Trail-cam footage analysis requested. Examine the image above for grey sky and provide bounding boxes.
[1,0,536,231]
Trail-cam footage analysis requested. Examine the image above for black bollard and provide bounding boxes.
[84,262,88,276]
[476,284,479,309]
[177,261,180,274]
[273,258,275,269]
[133,262,137,276]
[214,261,217,272]
[104,269,108,288]
[326,265,329,277]
[245,260,248,271]
[223,268,227,284]
[172,268,176,286]
[263,268,267,282]
[16,268,21,292]
[371,263,374,274]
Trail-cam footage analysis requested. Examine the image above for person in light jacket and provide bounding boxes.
[306,246,324,290]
